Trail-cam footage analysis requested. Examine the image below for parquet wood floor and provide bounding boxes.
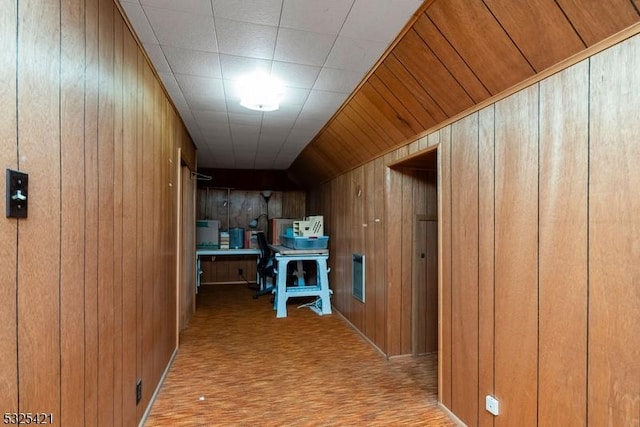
[144,284,457,426]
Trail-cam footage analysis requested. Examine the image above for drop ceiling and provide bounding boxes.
[118,0,424,170]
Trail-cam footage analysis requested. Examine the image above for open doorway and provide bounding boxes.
[388,147,438,357]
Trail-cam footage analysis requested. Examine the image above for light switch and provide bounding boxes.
[6,169,28,218]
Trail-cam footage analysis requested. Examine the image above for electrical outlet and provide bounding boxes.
[136,379,142,405]
[485,395,499,416]
[238,268,243,276]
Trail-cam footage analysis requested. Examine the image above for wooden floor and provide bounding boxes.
[144,284,457,426]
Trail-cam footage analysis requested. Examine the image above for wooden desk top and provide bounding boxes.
[270,245,329,256]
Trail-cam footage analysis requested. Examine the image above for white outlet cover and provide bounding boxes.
[486,395,499,416]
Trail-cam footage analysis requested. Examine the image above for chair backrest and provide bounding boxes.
[255,231,272,269]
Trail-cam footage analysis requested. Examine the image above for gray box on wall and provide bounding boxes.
[196,220,220,248]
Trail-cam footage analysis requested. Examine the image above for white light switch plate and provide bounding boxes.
[486,395,499,416]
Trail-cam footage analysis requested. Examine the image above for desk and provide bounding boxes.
[196,248,261,291]
[270,245,332,318]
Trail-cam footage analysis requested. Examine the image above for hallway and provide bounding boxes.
[144,284,455,426]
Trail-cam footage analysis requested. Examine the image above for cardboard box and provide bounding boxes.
[196,220,220,248]
[293,215,324,237]
[245,230,259,249]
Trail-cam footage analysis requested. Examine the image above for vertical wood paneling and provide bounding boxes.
[438,126,452,406]
[450,114,479,426]
[3,2,195,425]
[17,0,61,416]
[141,61,155,409]
[589,35,640,426]
[60,0,86,424]
[425,219,438,354]
[386,154,403,356]
[538,61,588,426]
[135,48,145,421]
[112,11,124,426]
[413,172,428,355]
[477,105,495,427]
[121,27,138,427]
[97,0,115,423]
[494,85,539,426]
[400,169,415,354]
[84,0,99,422]
[373,156,387,351]
[0,0,18,411]
[364,161,376,340]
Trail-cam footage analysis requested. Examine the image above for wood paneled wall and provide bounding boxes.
[0,1,196,425]
[309,32,640,426]
[307,148,438,356]
[290,0,640,187]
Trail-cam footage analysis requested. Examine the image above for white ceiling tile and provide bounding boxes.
[120,2,158,44]
[282,87,311,106]
[157,71,181,97]
[175,74,225,99]
[325,35,387,72]
[162,47,222,78]
[341,0,421,42]
[287,127,321,145]
[228,112,263,127]
[212,0,282,26]
[259,132,289,146]
[140,0,213,15]
[271,61,321,89]
[191,110,229,126]
[313,67,364,93]
[144,7,217,52]
[266,102,303,119]
[280,0,353,35]
[293,118,327,134]
[274,28,336,66]
[143,43,171,73]
[230,124,260,145]
[215,18,277,60]
[301,90,348,115]
[261,115,297,129]
[253,157,275,169]
[219,55,271,81]
[120,0,413,170]
[185,93,227,112]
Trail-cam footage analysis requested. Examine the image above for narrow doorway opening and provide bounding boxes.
[388,146,439,380]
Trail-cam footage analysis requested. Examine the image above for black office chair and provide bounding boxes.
[254,231,276,299]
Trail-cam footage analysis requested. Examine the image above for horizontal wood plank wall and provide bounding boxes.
[0,0,18,412]
[589,35,640,426]
[0,1,195,425]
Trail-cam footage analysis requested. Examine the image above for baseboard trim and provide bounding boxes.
[332,306,389,359]
[138,346,179,427]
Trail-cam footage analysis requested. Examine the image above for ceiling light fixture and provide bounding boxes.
[238,72,284,112]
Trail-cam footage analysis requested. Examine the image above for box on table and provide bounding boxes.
[281,235,329,250]
[269,218,295,245]
[293,215,324,237]
[196,220,220,248]
[245,230,259,249]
